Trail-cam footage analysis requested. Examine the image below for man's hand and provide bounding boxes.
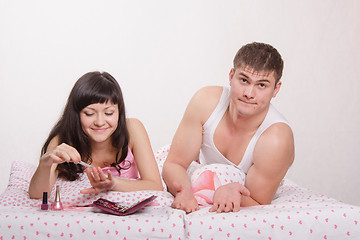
[209,182,250,213]
[171,182,199,214]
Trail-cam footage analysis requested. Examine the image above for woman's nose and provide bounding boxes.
[94,114,105,126]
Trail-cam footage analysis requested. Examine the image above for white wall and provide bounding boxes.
[1,0,359,206]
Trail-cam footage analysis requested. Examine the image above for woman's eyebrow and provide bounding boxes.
[84,105,116,110]
[104,105,116,110]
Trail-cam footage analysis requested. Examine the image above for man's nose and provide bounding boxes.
[243,85,255,99]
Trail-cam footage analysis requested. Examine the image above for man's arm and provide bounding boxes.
[210,122,294,212]
[244,122,295,206]
[162,86,223,213]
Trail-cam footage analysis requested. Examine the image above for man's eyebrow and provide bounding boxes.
[239,72,270,83]
[239,72,249,79]
[257,79,271,83]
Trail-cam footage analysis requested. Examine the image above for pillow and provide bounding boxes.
[0,160,39,207]
[154,144,171,191]
[187,162,246,206]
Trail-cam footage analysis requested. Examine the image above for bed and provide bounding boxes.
[1,145,359,240]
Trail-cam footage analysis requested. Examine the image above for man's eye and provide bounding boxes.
[259,83,266,88]
[240,78,247,83]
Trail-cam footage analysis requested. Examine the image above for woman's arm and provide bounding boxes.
[120,118,163,191]
[28,136,81,199]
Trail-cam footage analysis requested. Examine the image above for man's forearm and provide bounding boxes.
[241,195,261,207]
[162,161,192,196]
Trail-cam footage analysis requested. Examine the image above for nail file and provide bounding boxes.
[78,161,93,169]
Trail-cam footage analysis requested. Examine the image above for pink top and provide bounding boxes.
[101,147,139,179]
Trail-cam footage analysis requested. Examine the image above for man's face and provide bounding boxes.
[229,66,281,117]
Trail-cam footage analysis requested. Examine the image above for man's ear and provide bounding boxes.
[273,81,282,98]
[229,68,235,85]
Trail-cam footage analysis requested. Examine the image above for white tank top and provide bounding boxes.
[199,86,290,174]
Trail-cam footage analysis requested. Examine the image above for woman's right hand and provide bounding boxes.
[40,143,81,167]
[29,140,82,199]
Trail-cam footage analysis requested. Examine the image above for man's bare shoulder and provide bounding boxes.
[187,86,224,123]
[254,122,295,167]
[261,123,294,146]
[246,123,294,205]
[195,85,223,96]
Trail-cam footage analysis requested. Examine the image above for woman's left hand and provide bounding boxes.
[80,167,115,194]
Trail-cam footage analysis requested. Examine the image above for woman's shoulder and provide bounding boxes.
[46,135,61,152]
[126,118,144,129]
[126,118,146,136]
[126,118,147,146]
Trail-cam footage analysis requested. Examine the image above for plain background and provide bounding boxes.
[0,0,359,206]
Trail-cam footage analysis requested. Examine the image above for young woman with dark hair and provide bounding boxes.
[29,71,163,199]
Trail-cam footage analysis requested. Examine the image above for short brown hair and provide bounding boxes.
[233,42,284,83]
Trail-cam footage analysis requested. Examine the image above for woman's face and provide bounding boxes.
[80,101,119,145]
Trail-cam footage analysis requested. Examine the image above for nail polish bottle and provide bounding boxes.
[41,192,49,210]
[51,185,63,210]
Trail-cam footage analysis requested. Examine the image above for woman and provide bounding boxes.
[29,71,163,199]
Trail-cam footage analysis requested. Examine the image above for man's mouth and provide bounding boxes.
[239,99,256,105]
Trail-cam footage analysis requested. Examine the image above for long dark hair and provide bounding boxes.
[42,71,129,181]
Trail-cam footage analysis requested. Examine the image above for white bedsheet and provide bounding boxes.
[1,145,359,240]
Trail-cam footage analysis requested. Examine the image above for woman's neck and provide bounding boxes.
[90,140,118,168]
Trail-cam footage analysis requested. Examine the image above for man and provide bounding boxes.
[162,42,295,213]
